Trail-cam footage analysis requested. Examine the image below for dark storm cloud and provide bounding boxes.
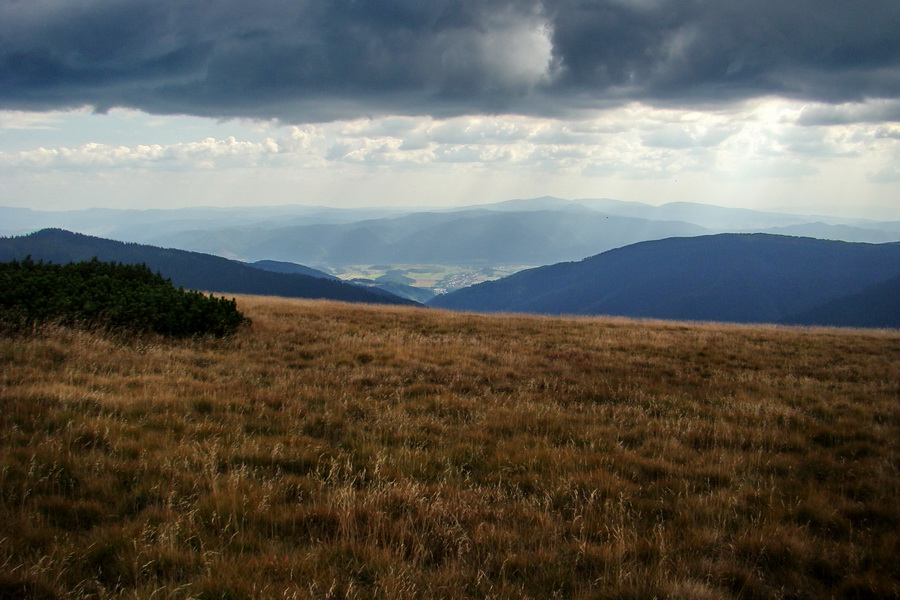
[1,0,899,122]
[546,0,900,103]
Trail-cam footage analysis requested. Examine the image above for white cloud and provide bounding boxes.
[640,124,738,149]
[0,110,62,130]
[875,125,900,140]
[0,100,888,180]
[0,98,897,219]
[867,164,900,183]
[1,136,280,170]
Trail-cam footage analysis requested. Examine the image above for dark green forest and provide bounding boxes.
[0,257,247,337]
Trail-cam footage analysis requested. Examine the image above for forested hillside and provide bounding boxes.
[430,234,900,328]
[0,229,418,307]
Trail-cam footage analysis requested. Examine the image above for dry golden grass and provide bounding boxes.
[1,295,898,599]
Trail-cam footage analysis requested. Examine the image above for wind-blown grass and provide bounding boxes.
[1,295,898,599]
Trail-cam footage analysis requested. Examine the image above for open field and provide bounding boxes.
[1,296,898,599]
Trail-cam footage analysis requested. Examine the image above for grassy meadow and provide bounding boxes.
[1,295,898,599]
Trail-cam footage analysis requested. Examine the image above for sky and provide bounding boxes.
[1,0,899,220]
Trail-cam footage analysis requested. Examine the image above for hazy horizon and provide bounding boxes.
[3,193,898,224]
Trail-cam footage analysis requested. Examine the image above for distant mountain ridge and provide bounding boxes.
[4,198,895,271]
[462,196,899,232]
[0,229,419,307]
[429,234,900,328]
[152,209,708,266]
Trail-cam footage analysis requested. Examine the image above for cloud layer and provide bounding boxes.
[4,100,895,186]
[2,0,899,122]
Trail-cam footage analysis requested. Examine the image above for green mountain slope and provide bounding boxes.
[784,275,900,328]
[0,229,419,307]
[429,234,900,327]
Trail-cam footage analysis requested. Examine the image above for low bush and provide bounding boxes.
[0,257,247,337]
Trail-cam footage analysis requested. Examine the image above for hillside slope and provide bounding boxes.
[0,229,418,306]
[249,259,339,280]
[785,274,900,328]
[429,234,900,327]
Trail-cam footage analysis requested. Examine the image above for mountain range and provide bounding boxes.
[3,196,899,328]
[3,198,897,271]
[3,228,897,328]
[429,234,900,328]
[155,210,708,266]
[0,229,418,307]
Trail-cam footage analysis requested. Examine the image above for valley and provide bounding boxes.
[329,264,533,295]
